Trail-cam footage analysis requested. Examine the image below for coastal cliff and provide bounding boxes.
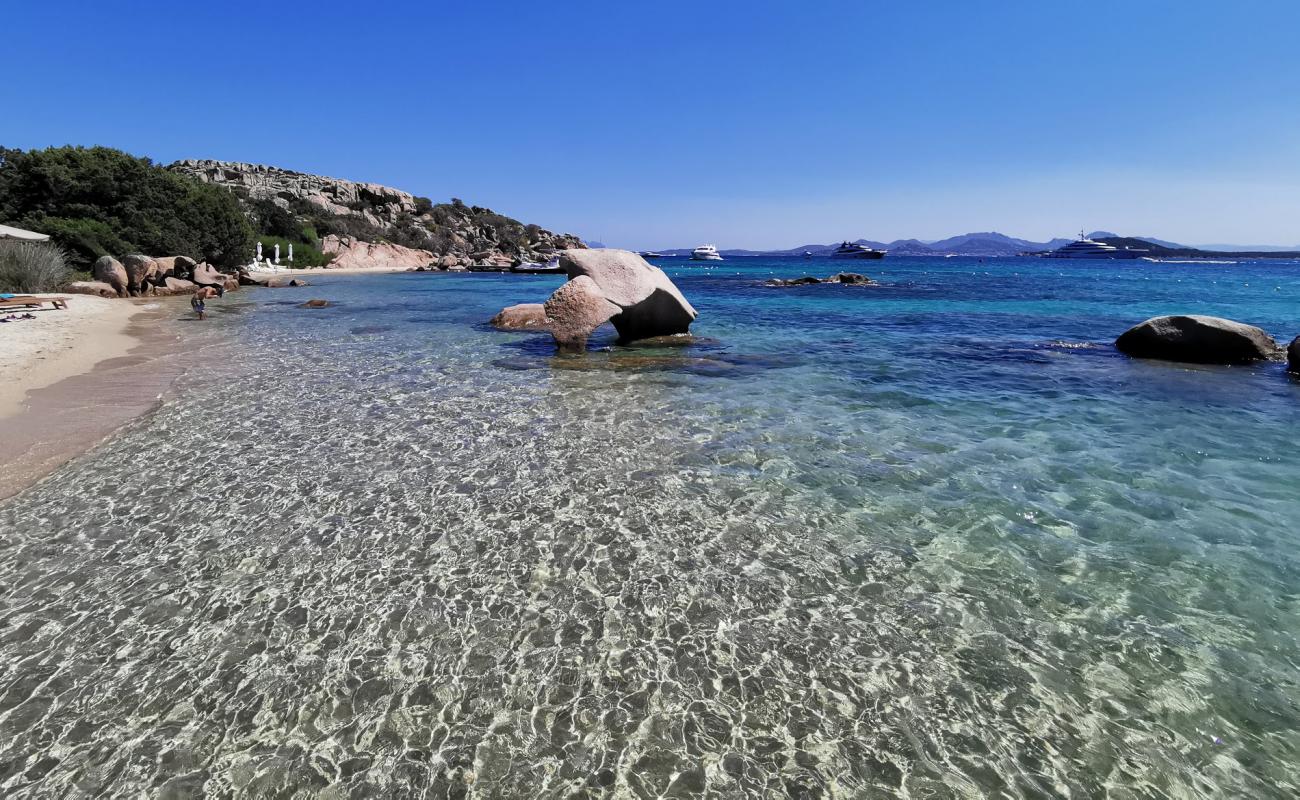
[168,159,585,269]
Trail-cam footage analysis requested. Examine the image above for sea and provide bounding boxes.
[2,256,1299,798]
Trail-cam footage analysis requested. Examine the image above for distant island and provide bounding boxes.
[648,231,1300,259]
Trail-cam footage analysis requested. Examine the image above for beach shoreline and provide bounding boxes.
[0,296,189,503]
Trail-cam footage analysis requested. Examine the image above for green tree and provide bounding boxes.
[0,146,254,269]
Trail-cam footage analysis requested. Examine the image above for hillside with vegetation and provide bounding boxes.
[0,146,253,269]
[169,160,585,269]
[0,148,585,273]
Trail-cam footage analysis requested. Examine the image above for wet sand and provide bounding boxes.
[0,300,188,503]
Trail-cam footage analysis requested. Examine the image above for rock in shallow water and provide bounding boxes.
[489,249,698,348]
[765,272,875,287]
[1288,336,1300,373]
[1115,315,1281,364]
[490,303,549,331]
[560,249,697,342]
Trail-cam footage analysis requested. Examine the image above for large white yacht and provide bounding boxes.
[691,244,723,261]
[830,241,886,260]
[1044,232,1146,259]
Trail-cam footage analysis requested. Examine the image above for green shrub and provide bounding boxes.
[0,146,254,269]
[0,241,72,292]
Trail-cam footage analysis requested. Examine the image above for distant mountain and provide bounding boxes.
[646,232,1300,258]
[1196,242,1300,252]
[1133,236,1186,249]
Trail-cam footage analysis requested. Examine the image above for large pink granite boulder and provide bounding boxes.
[559,249,697,342]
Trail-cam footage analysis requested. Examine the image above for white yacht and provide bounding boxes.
[690,244,723,261]
[830,241,885,260]
[1044,232,1146,259]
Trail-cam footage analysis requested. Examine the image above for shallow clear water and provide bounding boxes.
[2,257,1299,798]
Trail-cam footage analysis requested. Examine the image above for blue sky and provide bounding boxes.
[4,1,1298,249]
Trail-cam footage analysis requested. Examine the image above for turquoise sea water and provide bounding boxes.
[2,256,1299,797]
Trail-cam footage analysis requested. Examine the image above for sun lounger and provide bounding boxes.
[0,296,69,311]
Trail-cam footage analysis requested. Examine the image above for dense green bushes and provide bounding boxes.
[0,241,72,292]
[0,146,254,269]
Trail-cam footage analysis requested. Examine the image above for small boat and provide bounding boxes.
[830,241,885,260]
[510,255,564,274]
[639,251,666,259]
[802,251,813,259]
[691,244,724,261]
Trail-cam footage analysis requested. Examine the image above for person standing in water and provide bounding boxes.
[191,286,222,320]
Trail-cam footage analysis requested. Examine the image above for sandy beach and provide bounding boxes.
[0,295,188,502]
[0,295,141,418]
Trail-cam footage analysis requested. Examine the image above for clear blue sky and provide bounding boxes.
[4,1,1298,249]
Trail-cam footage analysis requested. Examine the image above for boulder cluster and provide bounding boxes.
[1115,314,1300,375]
[764,272,875,287]
[65,255,241,298]
[490,249,697,349]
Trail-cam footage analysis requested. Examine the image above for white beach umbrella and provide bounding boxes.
[0,224,51,242]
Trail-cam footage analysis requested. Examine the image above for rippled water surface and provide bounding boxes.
[3,257,1300,798]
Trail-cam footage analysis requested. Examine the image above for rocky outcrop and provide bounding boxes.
[121,254,156,296]
[765,272,875,287]
[490,304,549,331]
[1288,336,1300,373]
[167,159,586,267]
[560,249,698,342]
[1116,315,1282,364]
[151,255,197,281]
[492,249,698,349]
[171,159,419,227]
[321,235,434,270]
[192,263,237,292]
[91,256,128,297]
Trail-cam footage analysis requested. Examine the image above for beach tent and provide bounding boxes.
[0,224,50,242]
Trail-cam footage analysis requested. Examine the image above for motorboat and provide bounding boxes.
[830,241,885,260]
[690,244,723,261]
[1044,232,1147,259]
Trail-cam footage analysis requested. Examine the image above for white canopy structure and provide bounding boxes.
[0,224,50,242]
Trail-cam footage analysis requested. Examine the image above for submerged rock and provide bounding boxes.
[765,272,875,287]
[490,303,549,331]
[1116,315,1281,364]
[299,299,331,308]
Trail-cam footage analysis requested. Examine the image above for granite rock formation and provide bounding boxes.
[493,249,698,349]
[321,235,435,271]
[168,159,586,270]
[1116,315,1282,364]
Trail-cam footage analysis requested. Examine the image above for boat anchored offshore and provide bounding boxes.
[510,255,564,274]
[639,251,666,259]
[1044,232,1147,259]
[830,241,886,260]
[691,244,724,261]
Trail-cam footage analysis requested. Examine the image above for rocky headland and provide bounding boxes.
[169,159,585,271]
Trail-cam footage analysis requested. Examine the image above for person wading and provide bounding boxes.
[191,286,222,320]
